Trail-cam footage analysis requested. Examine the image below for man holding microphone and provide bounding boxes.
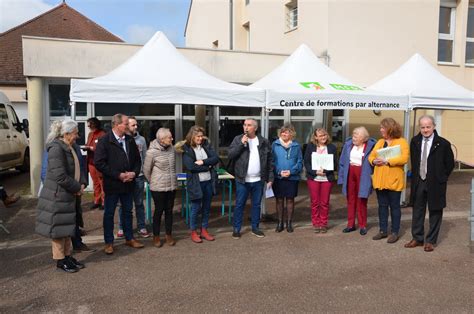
[228,118,273,239]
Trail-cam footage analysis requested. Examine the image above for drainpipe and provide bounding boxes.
[471,178,474,253]
[229,0,233,50]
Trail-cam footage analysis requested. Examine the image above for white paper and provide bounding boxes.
[265,187,275,199]
[376,145,401,160]
[311,153,334,171]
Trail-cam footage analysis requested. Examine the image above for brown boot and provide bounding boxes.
[153,236,163,248]
[191,231,203,243]
[200,228,215,241]
[165,234,176,246]
[3,194,20,207]
[104,244,114,255]
[125,239,144,249]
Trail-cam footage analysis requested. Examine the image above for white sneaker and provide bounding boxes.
[116,229,124,238]
[138,228,150,238]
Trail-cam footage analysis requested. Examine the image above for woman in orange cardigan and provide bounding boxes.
[368,118,409,244]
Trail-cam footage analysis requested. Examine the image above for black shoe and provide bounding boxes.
[342,226,356,233]
[251,228,265,238]
[232,230,241,239]
[66,256,85,269]
[286,221,294,233]
[56,258,79,273]
[359,228,367,235]
[275,221,284,233]
[73,243,96,253]
[90,203,101,210]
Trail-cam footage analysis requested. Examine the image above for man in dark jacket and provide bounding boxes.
[228,118,273,239]
[404,115,455,252]
[94,114,144,254]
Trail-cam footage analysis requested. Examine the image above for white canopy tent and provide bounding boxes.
[369,53,474,204]
[70,31,265,107]
[251,44,408,111]
[369,53,474,111]
[251,44,409,213]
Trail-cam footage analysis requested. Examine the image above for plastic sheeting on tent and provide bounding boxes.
[251,44,408,111]
[369,53,474,110]
[70,31,265,107]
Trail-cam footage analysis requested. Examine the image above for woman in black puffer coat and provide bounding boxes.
[177,126,219,244]
[36,120,87,273]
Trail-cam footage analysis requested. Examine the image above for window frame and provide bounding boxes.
[438,4,456,64]
[466,5,474,65]
[285,1,298,32]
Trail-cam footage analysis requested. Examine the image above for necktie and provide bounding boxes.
[119,139,128,157]
[420,138,429,180]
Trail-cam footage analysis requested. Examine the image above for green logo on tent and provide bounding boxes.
[330,83,363,91]
[300,82,325,90]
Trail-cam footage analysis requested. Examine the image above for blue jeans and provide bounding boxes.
[103,192,134,244]
[118,176,146,230]
[233,181,264,231]
[190,180,213,231]
[376,189,401,234]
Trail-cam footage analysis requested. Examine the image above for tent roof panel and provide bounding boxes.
[369,53,474,110]
[70,31,264,107]
[251,44,408,110]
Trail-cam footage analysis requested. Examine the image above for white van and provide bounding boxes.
[0,91,29,172]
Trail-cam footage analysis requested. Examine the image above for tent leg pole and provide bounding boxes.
[401,109,411,206]
[261,108,270,217]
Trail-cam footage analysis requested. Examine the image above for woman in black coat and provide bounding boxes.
[36,120,87,273]
[179,126,219,244]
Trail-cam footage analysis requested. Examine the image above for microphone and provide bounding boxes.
[243,131,248,148]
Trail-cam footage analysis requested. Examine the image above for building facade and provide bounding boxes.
[185,0,474,163]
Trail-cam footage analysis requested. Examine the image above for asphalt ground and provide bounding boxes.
[0,171,473,313]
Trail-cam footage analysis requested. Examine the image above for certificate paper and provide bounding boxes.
[311,153,334,171]
[265,187,275,199]
[376,145,401,160]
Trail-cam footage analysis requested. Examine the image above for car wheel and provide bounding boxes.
[17,149,30,172]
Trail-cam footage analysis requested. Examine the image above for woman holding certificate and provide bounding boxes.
[272,124,303,233]
[303,128,337,233]
[338,127,376,235]
[368,118,409,244]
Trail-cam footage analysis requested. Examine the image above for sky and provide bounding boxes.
[0,0,191,46]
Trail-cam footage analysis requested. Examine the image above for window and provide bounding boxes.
[76,122,86,146]
[286,0,298,31]
[48,84,87,117]
[49,85,71,116]
[466,5,474,64]
[0,104,9,129]
[76,102,87,116]
[438,2,456,63]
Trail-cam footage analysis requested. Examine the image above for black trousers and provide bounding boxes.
[151,190,176,236]
[411,180,443,244]
[71,196,84,249]
[0,185,7,201]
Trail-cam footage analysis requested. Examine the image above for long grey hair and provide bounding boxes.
[45,119,78,144]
